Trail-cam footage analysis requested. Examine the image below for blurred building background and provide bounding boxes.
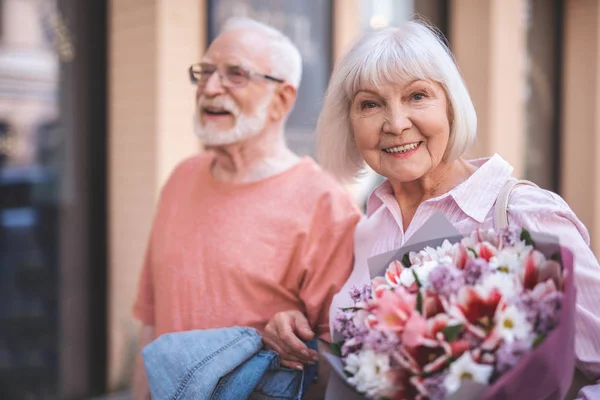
[0,0,598,398]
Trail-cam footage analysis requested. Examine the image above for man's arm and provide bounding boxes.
[133,324,155,400]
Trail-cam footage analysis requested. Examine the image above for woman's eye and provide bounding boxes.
[412,92,426,101]
[360,101,378,110]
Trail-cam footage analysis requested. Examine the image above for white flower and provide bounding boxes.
[489,250,521,273]
[444,352,494,394]
[512,241,534,259]
[399,267,417,287]
[477,272,521,299]
[410,240,457,266]
[344,350,396,397]
[495,304,533,343]
[352,309,369,329]
[399,261,443,288]
[490,246,533,274]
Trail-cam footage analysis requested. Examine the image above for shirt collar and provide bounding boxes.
[365,154,514,222]
[365,179,393,217]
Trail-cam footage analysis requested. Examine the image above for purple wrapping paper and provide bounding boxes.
[478,246,576,400]
[325,215,577,400]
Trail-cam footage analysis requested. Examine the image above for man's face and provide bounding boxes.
[193,30,276,147]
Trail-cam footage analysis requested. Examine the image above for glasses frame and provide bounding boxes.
[188,63,285,88]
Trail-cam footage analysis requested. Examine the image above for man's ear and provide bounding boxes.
[270,84,297,122]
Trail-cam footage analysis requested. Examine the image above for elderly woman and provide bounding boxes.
[263,20,600,397]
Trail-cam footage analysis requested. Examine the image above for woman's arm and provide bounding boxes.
[509,186,600,398]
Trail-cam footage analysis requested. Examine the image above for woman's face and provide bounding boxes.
[350,79,451,184]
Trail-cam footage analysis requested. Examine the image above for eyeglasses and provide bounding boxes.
[189,63,284,88]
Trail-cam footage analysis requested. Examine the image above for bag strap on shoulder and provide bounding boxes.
[493,179,539,229]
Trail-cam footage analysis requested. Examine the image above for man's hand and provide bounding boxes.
[263,310,319,370]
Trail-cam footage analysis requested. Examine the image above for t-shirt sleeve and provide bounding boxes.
[299,191,361,342]
[131,158,193,326]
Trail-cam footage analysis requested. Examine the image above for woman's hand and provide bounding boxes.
[263,310,320,370]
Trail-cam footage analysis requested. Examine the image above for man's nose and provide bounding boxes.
[201,71,226,97]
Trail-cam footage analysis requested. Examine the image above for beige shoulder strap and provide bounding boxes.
[493,179,539,229]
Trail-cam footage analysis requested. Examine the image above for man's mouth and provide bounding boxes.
[203,106,232,116]
[382,141,423,154]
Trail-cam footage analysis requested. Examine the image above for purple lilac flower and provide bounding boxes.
[349,284,372,304]
[496,339,532,374]
[341,336,366,357]
[514,292,539,325]
[428,264,466,297]
[333,311,368,340]
[537,291,563,334]
[421,373,448,400]
[332,311,351,337]
[363,329,400,353]
[499,227,522,247]
[463,258,493,285]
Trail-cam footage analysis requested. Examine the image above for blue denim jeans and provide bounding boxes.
[142,326,317,400]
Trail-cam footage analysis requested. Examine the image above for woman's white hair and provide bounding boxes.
[221,17,302,89]
[317,20,477,182]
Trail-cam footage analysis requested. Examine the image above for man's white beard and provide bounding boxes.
[194,95,269,146]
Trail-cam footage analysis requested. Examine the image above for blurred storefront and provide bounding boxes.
[0,0,107,398]
[2,0,600,398]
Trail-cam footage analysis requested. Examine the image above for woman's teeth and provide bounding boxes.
[383,142,421,153]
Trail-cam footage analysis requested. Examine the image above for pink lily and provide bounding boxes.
[399,313,469,374]
[521,253,563,291]
[531,278,559,300]
[453,243,469,269]
[372,276,392,300]
[455,286,502,332]
[371,287,416,332]
[476,242,498,262]
[385,260,404,287]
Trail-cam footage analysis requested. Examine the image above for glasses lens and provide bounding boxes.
[191,64,216,84]
[224,66,249,87]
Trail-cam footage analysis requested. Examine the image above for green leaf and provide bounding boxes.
[533,333,546,347]
[442,324,464,342]
[416,290,423,314]
[402,253,411,268]
[412,269,422,288]
[340,307,361,312]
[468,247,478,258]
[520,229,535,246]
[330,341,343,357]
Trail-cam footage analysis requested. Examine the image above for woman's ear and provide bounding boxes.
[446,100,455,129]
[270,84,297,122]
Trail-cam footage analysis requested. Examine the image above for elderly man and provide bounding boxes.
[132,18,360,399]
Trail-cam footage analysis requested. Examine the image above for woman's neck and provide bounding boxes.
[390,158,476,230]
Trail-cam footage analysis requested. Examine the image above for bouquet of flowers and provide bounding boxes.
[326,214,576,400]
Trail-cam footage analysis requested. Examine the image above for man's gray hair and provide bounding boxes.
[222,17,303,89]
[316,20,477,182]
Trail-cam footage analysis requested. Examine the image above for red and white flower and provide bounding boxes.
[334,226,565,400]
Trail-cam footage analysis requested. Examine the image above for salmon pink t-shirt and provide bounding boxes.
[133,153,361,341]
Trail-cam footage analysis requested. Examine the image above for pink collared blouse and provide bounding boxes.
[330,154,600,398]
